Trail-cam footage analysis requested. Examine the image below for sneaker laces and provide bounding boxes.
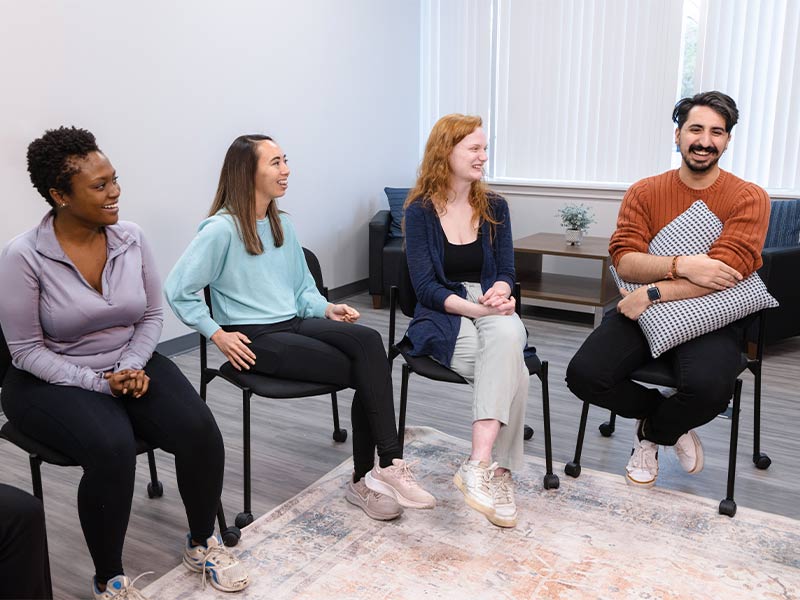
[200,542,247,590]
[106,572,153,600]
[492,473,514,506]
[474,461,498,496]
[389,459,423,487]
[629,442,658,472]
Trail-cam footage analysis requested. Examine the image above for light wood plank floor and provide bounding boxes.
[2,292,798,599]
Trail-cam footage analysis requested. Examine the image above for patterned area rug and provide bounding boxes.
[145,427,800,599]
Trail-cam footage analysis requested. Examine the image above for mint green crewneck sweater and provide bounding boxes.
[164,213,328,338]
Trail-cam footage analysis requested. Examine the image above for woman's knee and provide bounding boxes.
[484,316,527,349]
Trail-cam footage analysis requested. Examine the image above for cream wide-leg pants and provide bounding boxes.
[448,282,529,471]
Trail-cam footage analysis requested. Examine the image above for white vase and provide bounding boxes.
[565,229,583,245]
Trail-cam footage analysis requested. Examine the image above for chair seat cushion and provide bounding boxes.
[219,363,344,398]
[631,352,748,388]
[397,338,543,382]
[0,421,154,466]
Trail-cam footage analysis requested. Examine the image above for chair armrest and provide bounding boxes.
[369,210,392,295]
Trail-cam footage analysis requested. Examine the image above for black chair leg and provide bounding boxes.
[145,450,163,498]
[599,412,616,437]
[751,365,771,470]
[30,455,44,500]
[539,361,559,490]
[719,379,742,517]
[565,401,590,478]
[398,364,410,450]
[216,501,241,547]
[330,392,348,442]
[236,390,254,529]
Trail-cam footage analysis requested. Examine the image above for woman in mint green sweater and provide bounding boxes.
[165,135,435,521]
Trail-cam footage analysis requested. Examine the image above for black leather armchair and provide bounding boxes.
[757,245,800,344]
[369,210,404,308]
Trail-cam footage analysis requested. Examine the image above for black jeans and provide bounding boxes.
[0,484,52,599]
[566,312,744,446]
[1,353,224,585]
[226,317,401,478]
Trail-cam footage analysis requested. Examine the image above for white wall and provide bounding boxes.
[0,0,421,340]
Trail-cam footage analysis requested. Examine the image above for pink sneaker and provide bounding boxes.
[365,459,436,509]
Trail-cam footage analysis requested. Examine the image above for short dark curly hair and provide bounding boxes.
[672,91,739,133]
[26,126,100,207]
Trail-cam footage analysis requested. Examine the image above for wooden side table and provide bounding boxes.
[514,232,620,327]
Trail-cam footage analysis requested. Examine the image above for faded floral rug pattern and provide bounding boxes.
[145,427,799,599]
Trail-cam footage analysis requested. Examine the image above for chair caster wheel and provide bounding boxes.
[543,473,560,490]
[564,462,581,478]
[523,425,534,440]
[221,526,241,547]
[235,512,254,529]
[147,481,163,498]
[719,498,737,517]
[598,421,615,437]
[333,428,348,443]
[753,452,771,470]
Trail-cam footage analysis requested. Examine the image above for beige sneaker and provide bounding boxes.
[489,471,518,528]
[673,430,704,474]
[365,459,436,509]
[346,476,403,520]
[453,459,496,518]
[625,421,659,488]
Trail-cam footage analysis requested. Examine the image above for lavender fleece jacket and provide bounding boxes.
[0,213,163,395]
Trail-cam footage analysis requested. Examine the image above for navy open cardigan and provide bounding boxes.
[404,194,516,367]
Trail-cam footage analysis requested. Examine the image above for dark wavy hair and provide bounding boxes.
[27,126,100,207]
[672,91,739,132]
[208,134,284,255]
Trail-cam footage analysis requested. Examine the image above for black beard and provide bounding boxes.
[681,147,721,173]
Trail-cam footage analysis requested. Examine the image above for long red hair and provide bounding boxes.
[404,114,499,231]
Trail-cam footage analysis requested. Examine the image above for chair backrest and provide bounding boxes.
[0,326,11,383]
[396,252,418,319]
[302,247,326,297]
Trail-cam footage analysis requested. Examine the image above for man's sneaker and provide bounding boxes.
[346,476,403,520]
[453,459,496,518]
[92,573,152,600]
[183,534,249,592]
[489,471,518,528]
[625,421,658,488]
[674,429,704,474]
[365,459,436,509]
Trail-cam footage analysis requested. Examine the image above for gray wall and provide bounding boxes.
[0,1,421,339]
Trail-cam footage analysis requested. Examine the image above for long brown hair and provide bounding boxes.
[405,114,499,231]
[208,134,284,255]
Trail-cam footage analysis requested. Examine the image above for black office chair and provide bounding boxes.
[564,310,769,517]
[0,327,240,547]
[199,247,348,529]
[388,256,559,490]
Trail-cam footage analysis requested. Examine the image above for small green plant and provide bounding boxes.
[557,203,596,232]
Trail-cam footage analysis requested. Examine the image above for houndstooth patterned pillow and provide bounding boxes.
[611,200,778,358]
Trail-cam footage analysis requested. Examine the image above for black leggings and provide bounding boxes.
[0,484,52,599]
[0,353,224,585]
[226,317,401,478]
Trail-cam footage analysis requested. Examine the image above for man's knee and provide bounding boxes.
[565,349,609,399]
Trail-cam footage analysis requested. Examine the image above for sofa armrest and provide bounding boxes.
[369,210,392,296]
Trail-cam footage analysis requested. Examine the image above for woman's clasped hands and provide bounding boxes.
[105,369,150,398]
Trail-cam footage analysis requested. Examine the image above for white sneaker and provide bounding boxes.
[92,573,152,600]
[365,459,436,509]
[183,534,249,592]
[489,471,518,528]
[625,421,658,488]
[453,459,497,517]
[674,430,704,474]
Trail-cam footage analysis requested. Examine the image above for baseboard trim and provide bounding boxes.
[328,278,368,301]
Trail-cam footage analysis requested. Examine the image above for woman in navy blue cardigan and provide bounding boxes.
[403,114,529,528]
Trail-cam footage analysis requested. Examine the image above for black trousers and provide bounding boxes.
[566,312,744,446]
[227,317,402,478]
[0,484,52,599]
[1,353,224,584]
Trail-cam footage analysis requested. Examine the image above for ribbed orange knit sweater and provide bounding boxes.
[609,169,770,277]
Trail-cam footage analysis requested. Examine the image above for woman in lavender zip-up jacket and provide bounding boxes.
[0,127,247,599]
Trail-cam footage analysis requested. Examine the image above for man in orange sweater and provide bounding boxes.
[566,91,770,488]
